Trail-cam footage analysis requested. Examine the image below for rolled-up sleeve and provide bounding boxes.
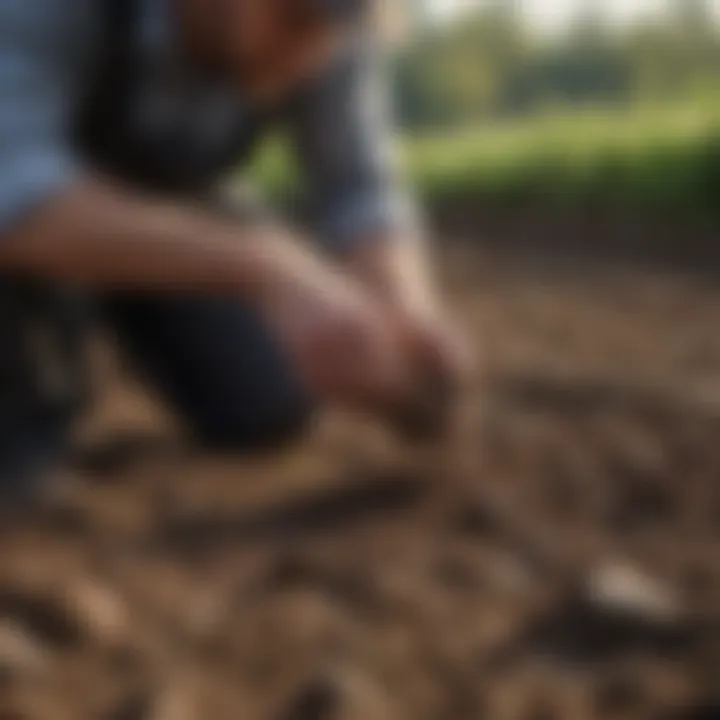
[287,36,418,253]
[0,0,85,236]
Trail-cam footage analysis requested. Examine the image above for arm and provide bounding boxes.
[0,177,330,300]
[289,40,467,332]
[285,35,422,264]
[287,36,471,438]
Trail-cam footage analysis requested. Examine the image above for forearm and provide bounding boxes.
[0,178,304,299]
[344,232,435,309]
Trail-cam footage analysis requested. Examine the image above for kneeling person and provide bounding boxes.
[0,0,467,489]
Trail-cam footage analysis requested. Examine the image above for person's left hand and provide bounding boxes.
[402,301,471,385]
[346,239,474,440]
[384,293,474,440]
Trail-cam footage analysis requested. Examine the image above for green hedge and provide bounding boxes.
[250,102,720,216]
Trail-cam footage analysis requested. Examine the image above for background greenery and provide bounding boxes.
[252,0,720,216]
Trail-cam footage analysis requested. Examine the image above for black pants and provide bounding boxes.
[0,285,313,495]
[103,292,313,452]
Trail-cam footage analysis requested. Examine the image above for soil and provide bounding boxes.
[0,212,719,719]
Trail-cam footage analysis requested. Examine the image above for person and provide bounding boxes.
[0,0,468,494]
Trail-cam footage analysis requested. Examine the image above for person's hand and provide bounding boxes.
[382,289,473,441]
[345,238,474,440]
[254,234,412,416]
[391,278,472,385]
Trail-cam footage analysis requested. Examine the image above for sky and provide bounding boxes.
[429,0,720,33]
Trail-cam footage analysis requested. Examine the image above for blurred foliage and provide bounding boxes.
[403,101,720,213]
[251,100,720,215]
[394,0,720,130]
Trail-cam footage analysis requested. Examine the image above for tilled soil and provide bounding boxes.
[0,232,719,720]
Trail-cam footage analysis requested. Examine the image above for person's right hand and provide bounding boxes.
[255,236,410,417]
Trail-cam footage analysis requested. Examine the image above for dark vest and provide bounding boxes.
[0,0,264,483]
[77,0,265,193]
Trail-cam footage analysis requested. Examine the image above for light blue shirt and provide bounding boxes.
[0,0,415,251]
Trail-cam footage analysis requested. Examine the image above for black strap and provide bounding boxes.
[74,0,267,192]
[74,0,141,164]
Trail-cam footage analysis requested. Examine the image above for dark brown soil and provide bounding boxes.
[0,219,719,720]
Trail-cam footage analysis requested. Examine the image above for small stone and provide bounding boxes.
[587,563,682,623]
[64,580,131,648]
[151,684,198,720]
